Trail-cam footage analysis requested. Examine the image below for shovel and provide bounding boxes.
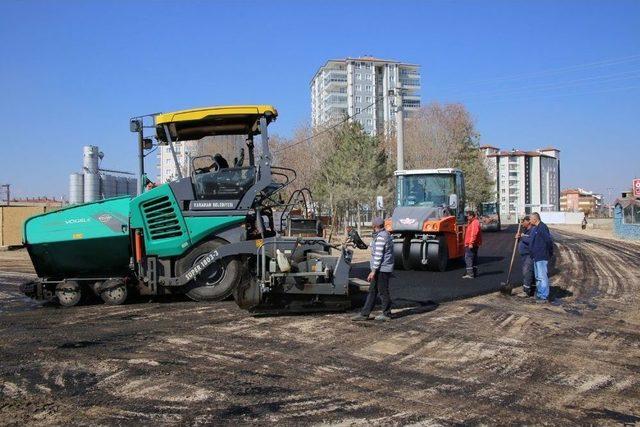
[500,221,522,295]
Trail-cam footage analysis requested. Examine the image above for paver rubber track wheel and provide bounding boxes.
[56,281,82,307]
[176,239,241,302]
[100,279,128,305]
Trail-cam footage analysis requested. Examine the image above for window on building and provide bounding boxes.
[355,84,361,91]
[366,119,372,125]
[356,73,361,80]
[355,107,361,114]
[355,96,361,102]
[623,202,640,224]
[365,96,372,102]
[366,74,372,80]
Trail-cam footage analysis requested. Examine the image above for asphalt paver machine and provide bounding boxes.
[22,105,357,313]
[385,168,467,271]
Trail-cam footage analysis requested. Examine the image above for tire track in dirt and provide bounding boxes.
[1,231,640,424]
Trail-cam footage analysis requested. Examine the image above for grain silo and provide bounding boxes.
[82,145,100,174]
[127,177,138,196]
[83,173,100,203]
[69,173,84,205]
[114,176,127,196]
[101,174,116,199]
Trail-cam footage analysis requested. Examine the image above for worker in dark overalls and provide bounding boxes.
[516,215,536,297]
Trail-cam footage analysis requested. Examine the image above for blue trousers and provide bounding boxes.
[534,260,549,300]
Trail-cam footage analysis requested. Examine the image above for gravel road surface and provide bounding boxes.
[1,227,638,425]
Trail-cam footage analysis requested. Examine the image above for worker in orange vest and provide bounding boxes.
[463,210,483,279]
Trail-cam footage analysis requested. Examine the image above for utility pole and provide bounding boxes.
[393,86,404,171]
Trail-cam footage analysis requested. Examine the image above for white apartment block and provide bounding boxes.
[310,56,421,135]
[156,140,198,184]
[156,136,244,183]
[481,146,561,222]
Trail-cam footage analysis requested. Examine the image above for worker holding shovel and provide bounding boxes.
[529,212,554,303]
[516,216,536,297]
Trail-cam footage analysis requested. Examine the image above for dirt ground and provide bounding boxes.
[550,223,620,242]
[0,228,639,425]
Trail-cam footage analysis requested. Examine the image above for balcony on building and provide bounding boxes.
[399,77,420,88]
[323,72,347,90]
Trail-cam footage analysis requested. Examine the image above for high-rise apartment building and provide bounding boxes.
[310,56,421,135]
[481,146,561,222]
[156,136,243,184]
[157,140,198,184]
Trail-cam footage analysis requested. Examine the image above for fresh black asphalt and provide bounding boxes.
[352,225,522,307]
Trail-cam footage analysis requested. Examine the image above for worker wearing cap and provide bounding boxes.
[529,212,554,303]
[462,210,482,279]
[516,216,536,297]
[352,217,394,322]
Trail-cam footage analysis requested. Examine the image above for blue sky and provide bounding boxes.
[0,0,638,202]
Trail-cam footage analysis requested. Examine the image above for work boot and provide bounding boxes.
[462,271,474,279]
[351,313,371,321]
[521,286,532,297]
[374,314,391,322]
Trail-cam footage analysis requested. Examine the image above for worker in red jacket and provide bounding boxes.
[463,210,483,279]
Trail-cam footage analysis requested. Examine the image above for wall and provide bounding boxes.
[0,205,57,246]
[613,204,640,240]
[540,211,585,224]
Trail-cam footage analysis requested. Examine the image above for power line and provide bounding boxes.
[445,69,640,98]
[436,53,640,89]
[274,92,388,154]
[466,84,640,105]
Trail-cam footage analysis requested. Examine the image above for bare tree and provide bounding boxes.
[400,103,493,206]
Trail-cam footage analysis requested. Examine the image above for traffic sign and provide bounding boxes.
[633,178,640,197]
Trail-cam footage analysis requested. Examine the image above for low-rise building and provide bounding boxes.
[613,190,640,240]
[560,188,603,215]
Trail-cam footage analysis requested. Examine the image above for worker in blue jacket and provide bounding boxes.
[529,212,554,302]
[516,216,536,297]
